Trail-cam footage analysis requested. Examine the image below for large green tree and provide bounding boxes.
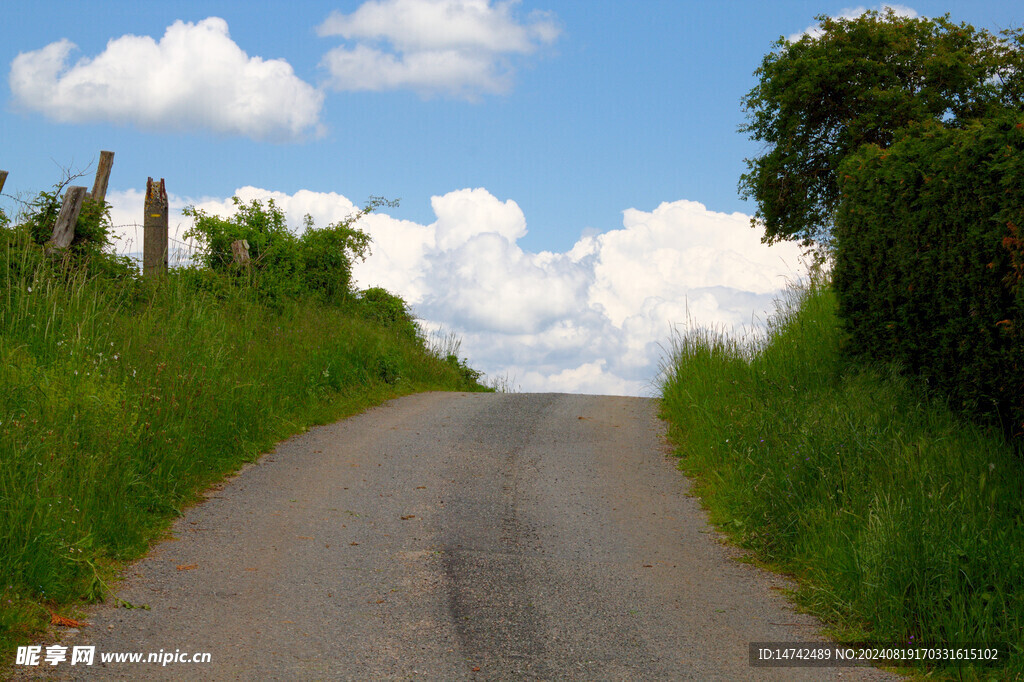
[739,9,1024,246]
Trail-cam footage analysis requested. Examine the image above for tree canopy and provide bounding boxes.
[739,9,1024,246]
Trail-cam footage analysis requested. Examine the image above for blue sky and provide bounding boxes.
[2,1,1021,394]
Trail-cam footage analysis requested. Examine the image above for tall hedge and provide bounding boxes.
[833,111,1024,443]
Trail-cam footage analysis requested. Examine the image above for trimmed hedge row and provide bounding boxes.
[833,111,1024,444]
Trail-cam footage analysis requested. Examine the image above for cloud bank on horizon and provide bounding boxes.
[105,187,806,396]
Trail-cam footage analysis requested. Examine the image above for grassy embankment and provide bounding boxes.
[660,275,1024,680]
[0,226,489,655]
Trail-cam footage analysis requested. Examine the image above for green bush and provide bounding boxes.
[834,110,1024,445]
[22,187,112,252]
[444,353,484,387]
[183,197,371,304]
[299,216,371,304]
[7,184,138,281]
[356,287,420,339]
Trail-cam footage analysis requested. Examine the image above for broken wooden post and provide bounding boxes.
[231,239,250,266]
[90,151,114,202]
[48,186,87,250]
[143,177,168,276]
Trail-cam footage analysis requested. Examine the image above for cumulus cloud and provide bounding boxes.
[105,185,805,395]
[317,0,559,97]
[9,18,323,141]
[789,4,918,42]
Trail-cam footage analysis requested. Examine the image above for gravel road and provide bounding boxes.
[31,392,899,680]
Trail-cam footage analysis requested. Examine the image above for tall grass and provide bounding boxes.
[0,228,487,651]
[660,274,1024,679]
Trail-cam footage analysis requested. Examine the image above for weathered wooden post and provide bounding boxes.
[143,177,168,276]
[231,239,250,266]
[90,151,114,202]
[48,186,87,251]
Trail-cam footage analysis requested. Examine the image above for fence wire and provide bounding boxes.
[110,222,239,269]
[0,196,239,270]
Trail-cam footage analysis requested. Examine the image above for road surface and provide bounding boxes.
[36,392,897,680]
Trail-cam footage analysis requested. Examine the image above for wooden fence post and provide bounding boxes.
[48,186,87,251]
[0,170,8,196]
[144,177,168,276]
[231,239,250,266]
[90,151,114,202]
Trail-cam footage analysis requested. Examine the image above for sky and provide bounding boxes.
[2,1,1021,395]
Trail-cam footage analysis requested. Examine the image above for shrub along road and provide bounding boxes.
[46,393,897,680]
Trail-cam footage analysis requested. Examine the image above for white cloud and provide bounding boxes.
[317,0,559,97]
[431,187,526,248]
[319,0,557,52]
[9,18,323,141]
[104,185,805,396]
[789,4,918,42]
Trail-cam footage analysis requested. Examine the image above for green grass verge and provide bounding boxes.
[0,237,488,656]
[659,274,1024,680]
